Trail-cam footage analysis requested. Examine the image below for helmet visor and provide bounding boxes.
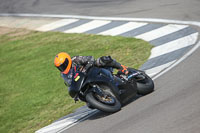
[57,59,69,72]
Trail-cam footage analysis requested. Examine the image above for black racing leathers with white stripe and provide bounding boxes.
[72,56,124,70]
[62,56,125,86]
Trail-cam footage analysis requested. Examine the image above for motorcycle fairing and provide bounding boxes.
[69,67,138,103]
[82,67,121,100]
[82,67,138,103]
[69,71,85,98]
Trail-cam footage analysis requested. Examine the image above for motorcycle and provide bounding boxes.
[67,62,154,113]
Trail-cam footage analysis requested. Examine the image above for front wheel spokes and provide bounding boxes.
[95,93,115,105]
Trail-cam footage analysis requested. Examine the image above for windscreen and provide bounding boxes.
[61,69,73,86]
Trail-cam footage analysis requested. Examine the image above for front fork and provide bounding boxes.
[74,84,105,103]
[87,85,105,97]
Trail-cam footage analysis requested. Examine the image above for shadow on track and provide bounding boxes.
[87,94,142,120]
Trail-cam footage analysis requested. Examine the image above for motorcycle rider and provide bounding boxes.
[54,52,129,86]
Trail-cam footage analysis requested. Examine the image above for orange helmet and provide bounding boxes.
[54,52,72,74]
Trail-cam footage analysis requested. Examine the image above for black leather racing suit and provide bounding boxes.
[61,56,128,86]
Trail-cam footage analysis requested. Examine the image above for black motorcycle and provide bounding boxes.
[67,63,154,113]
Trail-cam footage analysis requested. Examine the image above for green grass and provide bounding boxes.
[0,27,153,133]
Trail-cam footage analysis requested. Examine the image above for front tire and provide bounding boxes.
[85,86,121,113]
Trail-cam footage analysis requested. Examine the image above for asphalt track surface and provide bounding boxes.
[1,0,200,133]
[1,0,200,21]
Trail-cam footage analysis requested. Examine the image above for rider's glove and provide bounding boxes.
[120,65,129,75]
[124,70,129,75]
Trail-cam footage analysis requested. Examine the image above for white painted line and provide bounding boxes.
[149,32,198,59]
[1,13,200,27]
[36,109,96,133]
[98,22,147,36]
[135,24,188,41]
[57,110,99,133]
[145,60,176,77]
[36,19,79,31]
[36,119,75,133]
[64,20,111,33]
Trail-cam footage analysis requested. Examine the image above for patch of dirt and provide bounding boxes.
[0,26,32,37]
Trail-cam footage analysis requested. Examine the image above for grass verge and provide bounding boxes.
[0,27,153,133]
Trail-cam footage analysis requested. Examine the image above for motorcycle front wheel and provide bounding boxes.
[85,85,121,113]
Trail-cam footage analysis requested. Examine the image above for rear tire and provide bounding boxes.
[85,86,121,113]
[136,74,154,95]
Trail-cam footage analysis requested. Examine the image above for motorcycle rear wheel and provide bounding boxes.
[86,85,121,113]
[136,73,154,95]
[127,68,154,95]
